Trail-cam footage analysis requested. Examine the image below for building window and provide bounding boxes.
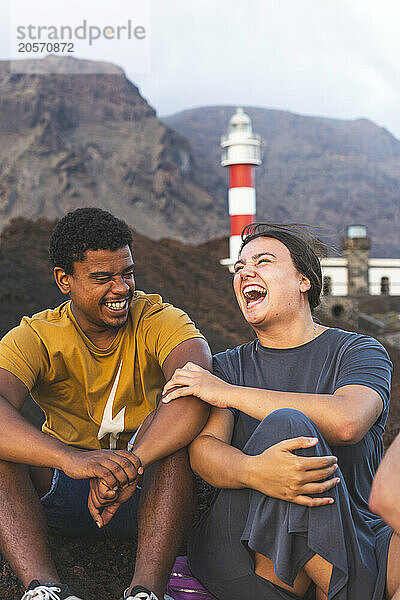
[332,304,344,318]
[323,276,332,296]
[381,276,390,296]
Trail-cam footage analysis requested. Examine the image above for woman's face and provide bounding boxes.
[233,236,311,329]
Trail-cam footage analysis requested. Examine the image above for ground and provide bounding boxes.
[0,534,137,600]
[0,478,214,600]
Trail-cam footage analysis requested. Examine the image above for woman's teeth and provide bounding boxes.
[243,285,267,306]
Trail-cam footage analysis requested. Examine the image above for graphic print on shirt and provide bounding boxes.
[97,361,126,449]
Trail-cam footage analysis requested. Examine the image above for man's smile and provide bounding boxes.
[104,300,128,312]
[101,294,132,315]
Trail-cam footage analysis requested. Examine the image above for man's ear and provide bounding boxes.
[54,267,72,295]
[299,274,311,293]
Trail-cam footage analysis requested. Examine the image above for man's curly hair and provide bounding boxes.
[49,207,133,274]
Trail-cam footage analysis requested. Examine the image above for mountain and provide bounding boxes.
[1,56,400,255]
[0,56,217,242]
[164,106,400,256]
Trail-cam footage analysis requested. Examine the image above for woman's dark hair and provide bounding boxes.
[240,222,324,310]
[49,207,133,274]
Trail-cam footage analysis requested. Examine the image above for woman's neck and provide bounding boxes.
[255,313,324,349]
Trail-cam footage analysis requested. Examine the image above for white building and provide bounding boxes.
[321,225,400,297]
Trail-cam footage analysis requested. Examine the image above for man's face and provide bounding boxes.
[58,246,135,334]
[233,237,311,329]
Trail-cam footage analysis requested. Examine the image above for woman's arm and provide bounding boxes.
[228,383,381,446]
[163,363,382,446]
[190,407,339,507]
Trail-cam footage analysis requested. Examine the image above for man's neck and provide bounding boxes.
[84,327,119,349]
[70,305,120,349]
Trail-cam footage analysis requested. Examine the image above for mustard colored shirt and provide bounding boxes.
[0,292,205,450]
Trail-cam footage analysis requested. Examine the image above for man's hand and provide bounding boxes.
[245,436,340,506]
[162,362,231,408]
[61,448,143,489]
[88,478,138,527]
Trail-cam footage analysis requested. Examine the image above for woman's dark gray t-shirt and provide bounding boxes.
[188,329,392,598]
[213,328,392,523]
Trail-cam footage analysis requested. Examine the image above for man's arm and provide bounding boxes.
[88,338,211,526]
[132,338,211,469]
[162,364,383,446]
[369,432,400,532]
[0,368,141,489]
[189,407,339,506]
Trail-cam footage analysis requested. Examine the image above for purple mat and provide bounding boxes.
[166,556,218,600]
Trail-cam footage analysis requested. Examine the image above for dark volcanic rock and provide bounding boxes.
[0,217,251,351]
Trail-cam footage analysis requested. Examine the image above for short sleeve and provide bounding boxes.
[0,319,49,390]
[334,336,392,410]
[141,302,205,366]
[213,352,239,422]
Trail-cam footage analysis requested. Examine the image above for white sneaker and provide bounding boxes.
[21,581,83,600]
[123,586,174,600]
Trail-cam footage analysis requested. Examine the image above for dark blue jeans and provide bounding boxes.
[41,468,141,539]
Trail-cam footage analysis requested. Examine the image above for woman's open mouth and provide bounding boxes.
[242,284,267,308]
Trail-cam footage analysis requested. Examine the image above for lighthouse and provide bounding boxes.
[220,108,263,270]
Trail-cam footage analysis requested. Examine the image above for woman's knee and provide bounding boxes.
[259,408,318,437]
[244,408,320,454]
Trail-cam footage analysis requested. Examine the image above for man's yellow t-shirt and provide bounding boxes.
[0,291,205,451]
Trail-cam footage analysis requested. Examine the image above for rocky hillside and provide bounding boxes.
[1,55,400,600]
[2,57,400,256]
[165,106,400,257]
[0,57,217,242]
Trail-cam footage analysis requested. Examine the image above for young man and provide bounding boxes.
[0,208,212,600]
[163,223,400,600]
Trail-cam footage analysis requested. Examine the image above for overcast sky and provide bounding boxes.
[3,0,400,138]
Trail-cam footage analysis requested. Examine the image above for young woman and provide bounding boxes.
[163,223,400,600]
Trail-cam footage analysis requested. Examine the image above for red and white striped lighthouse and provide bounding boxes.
[220,108,263,268]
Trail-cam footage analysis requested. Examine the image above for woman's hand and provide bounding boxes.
[245,436,340,506]
[162,362,232,408]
